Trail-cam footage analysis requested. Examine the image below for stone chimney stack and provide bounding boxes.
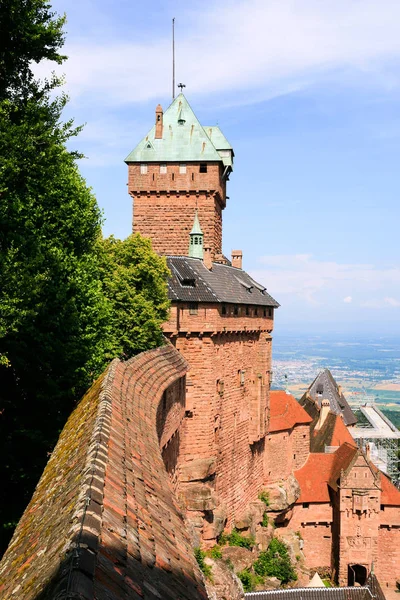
[155,104,163,139]
[315,398,331,431]
[204,246,213,270]
[231,250,243,269]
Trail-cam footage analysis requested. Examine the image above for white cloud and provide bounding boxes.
[251,254,400,309]
[385,297,400,307]
[37,0,400,107]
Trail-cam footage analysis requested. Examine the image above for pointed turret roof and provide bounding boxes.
[125,94,227,163]
[190,210,203,235]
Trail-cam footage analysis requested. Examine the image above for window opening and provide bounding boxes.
[246,306,250,316]
[180,164,187,174]
[189,302,198,315]
[199,163,207,173]
[222,305,227,315]
[160,164,167,174]
[140,164,148,174]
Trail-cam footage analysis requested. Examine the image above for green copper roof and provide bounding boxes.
[125,94,231,165]
[188,210,204,259]
[190,210,203,235]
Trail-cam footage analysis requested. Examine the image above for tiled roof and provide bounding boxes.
[125,94,232,166]
[295,443,358,503]
[167,256,280,307]
[380,472,400,505]
[269,391,313,433]
[0,346,208,600]
[244,573,386,600]
[302,369,357,426]
[295,453,336,503]
[311,412,357,452]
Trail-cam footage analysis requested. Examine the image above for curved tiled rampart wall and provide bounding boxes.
[0,345,208,600]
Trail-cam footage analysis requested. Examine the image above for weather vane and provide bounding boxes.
[178,83,186,92]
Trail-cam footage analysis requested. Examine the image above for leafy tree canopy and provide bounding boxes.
[98,234,170,359]
[0,0,66,98]
[0,0,171,555]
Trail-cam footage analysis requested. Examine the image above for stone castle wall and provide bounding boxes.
[0,346,208,600]
[128,162,226,258]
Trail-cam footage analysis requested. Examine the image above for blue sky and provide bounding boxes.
[41,0,400,335]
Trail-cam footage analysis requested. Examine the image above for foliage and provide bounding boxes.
[97,234,170,359]
[253,539,297,584]
[207,545,222,560]
[0,0,171,556]
[0,0,66,99]
[237,569,264,593]
[219,529,255,549]
[262,512,269,527]
[194,547,213,580]
[258,490,270,506]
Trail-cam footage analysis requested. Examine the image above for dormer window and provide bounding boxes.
[199,163,207,173]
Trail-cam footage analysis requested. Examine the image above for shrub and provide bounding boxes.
[218,529,255,549]
[207,545,222,560]
[253,539,297,584]
[258,490,270,506]
[194,547,213,580]
[237,569,264,592]
[228,529,255,549]
[262,512,269,527]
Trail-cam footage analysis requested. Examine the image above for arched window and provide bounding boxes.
[194,237,198,245]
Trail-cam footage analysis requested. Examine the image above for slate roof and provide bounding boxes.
[245,573,386,600]
[0,347,208,600]
[125,94,233,168]
[269,391,312,433]
[301,369,357,426]
[167,256,280,307]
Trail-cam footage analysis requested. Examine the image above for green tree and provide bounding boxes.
[0,89,111,553]
[253,539,297,584]
[0,0,66,99]
[98,234,170,359]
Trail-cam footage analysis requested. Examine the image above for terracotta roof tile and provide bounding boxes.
[269,391,312,433]
[295,443,358,503]
[311,412,357,452]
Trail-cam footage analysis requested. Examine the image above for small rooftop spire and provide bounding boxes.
[189,210,203,258]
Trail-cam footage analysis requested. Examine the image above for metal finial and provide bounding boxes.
[178,83,186,93]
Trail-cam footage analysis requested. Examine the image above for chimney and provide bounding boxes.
[315,398,331,431]
[204,246,213,270]
[231,250,242,269]
[155,104,163,139]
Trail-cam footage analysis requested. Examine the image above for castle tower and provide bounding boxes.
[125,93,233,260]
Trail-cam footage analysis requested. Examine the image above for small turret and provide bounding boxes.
[188,210,203,259]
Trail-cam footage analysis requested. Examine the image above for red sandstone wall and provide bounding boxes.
[265,431,293,482]
[293,425,310,470]
[264,423,309,483]
[337,456,381,587]
[163,303,274,335]
[287,504,333,569]
[128,162,225,257]
[171,329,272,530]
[376,525,400,599]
